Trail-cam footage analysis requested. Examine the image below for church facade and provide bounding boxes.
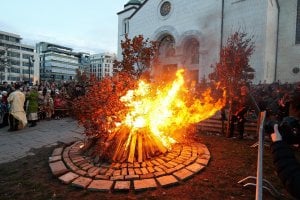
[117,0,300,83]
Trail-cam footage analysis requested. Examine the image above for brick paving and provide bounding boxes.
[49,140,211,192]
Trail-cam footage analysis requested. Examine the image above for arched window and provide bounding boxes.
[183,38,199,64]
[158,35,175,57]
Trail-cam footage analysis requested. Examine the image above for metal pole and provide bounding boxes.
[255,111,266,200]
[28,57,31,84]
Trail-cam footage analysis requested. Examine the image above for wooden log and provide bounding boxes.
[149,134,167,154]
[138,134,143,163]
[128,133,137,163]
[112,127,129,161]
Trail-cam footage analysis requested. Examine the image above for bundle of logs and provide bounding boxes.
[98,126,168,163]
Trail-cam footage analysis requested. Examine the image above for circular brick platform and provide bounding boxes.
[49,141,211,192]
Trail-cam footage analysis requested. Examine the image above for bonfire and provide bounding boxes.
[74,69,226,164]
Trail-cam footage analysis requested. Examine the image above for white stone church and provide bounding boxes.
[117,0,300,84]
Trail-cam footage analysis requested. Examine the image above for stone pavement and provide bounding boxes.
[0,118,84,164]
[49,141,210,192]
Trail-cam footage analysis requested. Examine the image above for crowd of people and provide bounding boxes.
[0,81,83,131]
[232,81,300,199]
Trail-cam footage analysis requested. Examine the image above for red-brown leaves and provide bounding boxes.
[114,34,158,79]
[209,31,255,97]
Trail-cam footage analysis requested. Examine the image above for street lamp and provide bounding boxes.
[28,56,34,85]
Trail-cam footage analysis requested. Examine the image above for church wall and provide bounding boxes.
[117,8,137,59]
[222,0,269,84]
[277,0,300,83]
[118,0,223,81]
[117,0,299,84]
[264,0,278,83]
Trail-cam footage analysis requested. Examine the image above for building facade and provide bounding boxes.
[117,0,300,84]
[0,30,39,84]
[37,42,89,83]
[89,53,116,79]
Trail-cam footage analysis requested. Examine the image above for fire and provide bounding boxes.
[113,69,226,163]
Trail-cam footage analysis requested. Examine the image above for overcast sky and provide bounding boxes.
[0,0,125,54]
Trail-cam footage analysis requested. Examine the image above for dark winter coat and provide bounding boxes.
[271,141,300,199]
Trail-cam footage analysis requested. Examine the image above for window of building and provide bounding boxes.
[22,54,32,59]
[183,38,200,64]
[21,47,34,52]
[22,61,29,66]
[160,1,171,16]
[7,44,20,50]
[123,19,129,34]
[159,35,175,57]
[10,59,20,66]
[296,0,300,44]
[10,67,20,73]
[8,51,20,58]
[23,69,34,74]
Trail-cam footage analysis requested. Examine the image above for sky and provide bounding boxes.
[0,0,126,54]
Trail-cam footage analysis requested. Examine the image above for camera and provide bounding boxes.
[265,116,300,144]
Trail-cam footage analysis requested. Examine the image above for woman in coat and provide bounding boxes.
[26,86,39,127]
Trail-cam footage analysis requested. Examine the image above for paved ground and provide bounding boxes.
[0,118,84,164]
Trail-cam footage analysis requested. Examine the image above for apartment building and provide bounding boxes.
[37,42,89,82]
[89,53,116,79]
[0,30,39,84]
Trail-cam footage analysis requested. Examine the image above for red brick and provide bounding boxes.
[140,168,148,174]
[125,174,140,180]
[121,168,127,176]
[113,170,121,176]
[147,167,155,173]
[75,169,87,176]
[105,168,114,176]
[154,171,166,177]
[62,147,70,159]
[52,147,64,157]
[49,161,69,176]
[58,172,79,184]
[140,173,154,179]
[88,180,113,191]
[186,163,205,173]
[114,181,130,191]
[134,178,157,191]
[128,168,135,175]
[133,162,140,168]
[134,168,142,175]
[95,174,110,180]
[173,168,194,181]
[156,175,178,187]
[110,175,124,181]
[72,176,92,189]
[196,158,209,166]
[49,155,61,163]
[154,166,163,172]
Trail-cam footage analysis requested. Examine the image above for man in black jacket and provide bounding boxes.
[270,91,300,199]
[228,85,251,139]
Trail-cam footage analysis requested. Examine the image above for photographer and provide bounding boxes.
[270,91,300,199]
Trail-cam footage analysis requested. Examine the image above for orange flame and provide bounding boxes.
[119,69,226,154]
